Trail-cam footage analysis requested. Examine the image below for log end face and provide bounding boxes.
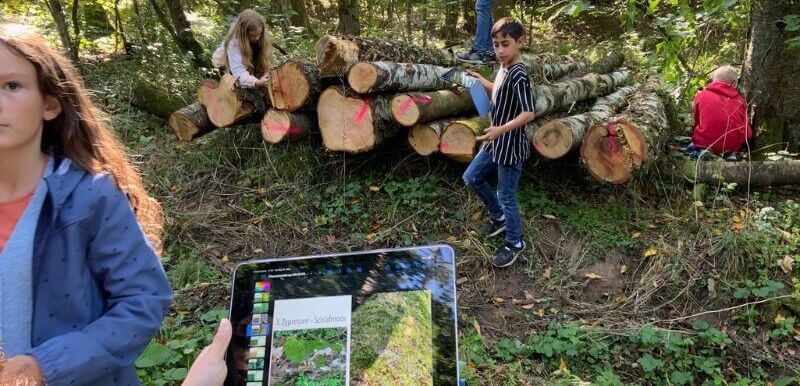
[440,123,477,163]
[532,122,573,159]
[581,124,632,184]
[348,62,379,94]
[408,124,440,156]
[262,109,291,144]
[169,113,198,142]
[391,94,421,127]
[318,88,376,153]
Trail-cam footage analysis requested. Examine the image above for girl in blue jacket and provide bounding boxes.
[0,23,172,385]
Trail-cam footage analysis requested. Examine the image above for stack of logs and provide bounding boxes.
[168,34,673,185]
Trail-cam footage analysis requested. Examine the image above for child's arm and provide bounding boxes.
[477,72,537,141]
[226,40,265,88]
[26,176,172,385]
[465,70,493,94]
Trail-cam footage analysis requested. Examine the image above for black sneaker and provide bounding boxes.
[458,50,482,63]
[492,241,525,268]
[479,51,497,63]
[483,217,506,237]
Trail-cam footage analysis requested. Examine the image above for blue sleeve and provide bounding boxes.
[514,71,535,113]
[27,176,173,385]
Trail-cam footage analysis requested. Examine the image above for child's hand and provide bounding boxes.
[256,77,269,88]
[183,319,233,386]
[465,70,485,82]
[0,355,45,385]
[477,126,503,141]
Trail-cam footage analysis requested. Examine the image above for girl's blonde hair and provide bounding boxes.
[0,23,163,253]
[223,9,274,77]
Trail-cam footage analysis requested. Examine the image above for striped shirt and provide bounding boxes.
[483,62,535,165]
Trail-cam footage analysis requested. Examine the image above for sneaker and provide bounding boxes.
[479,51,497,63]
[492,241,526,268]
[483,217,506,237]
[458,50,483,63]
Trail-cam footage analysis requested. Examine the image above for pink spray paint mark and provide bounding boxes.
[399,95,434,115]
[440,141,449,149]
[265,124,302,136]
[534,142,542,150]
[354,97,372,125]
[607,122,618,155]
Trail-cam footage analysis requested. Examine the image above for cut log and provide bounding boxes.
[581,85,670,184]
[197,74,255,127]
[520,53,588,83]
[130,76,187,119]
[169,102,214,142]
[408,118,457,156]
[268,60,320,111]
[261,109,314,143]
[566,51,625,79]
[684,160,800,187]
[317,87,399,152]
[391,89,475,127]
[347,62,451,94]
[533,85,639,159]
[439,117,490,163]
[315,34,452,78]
[533,69,631,118]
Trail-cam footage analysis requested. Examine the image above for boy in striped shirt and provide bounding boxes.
[464,17,536,268]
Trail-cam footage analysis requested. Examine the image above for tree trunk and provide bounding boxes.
[404,0,413,43]
[163,0,209,67]
[493,0,514,20]
[71,0,80,48]
[198,74,256,127]
[148,0,179,44]
[113,0,130,55]
[533,85,638,159]
[439,116,490,163]
[740,0,800,153]
[130,76,187,119]
[532,69,631,118]
[315,34,452,78]
[391,89,475,127]
[566,51,625,79]
[288,0,312,34]
[408,118,458,156]
[684,160,800,187]
[261,109,315,143]
[45,0,79,62]
[268,60,320,111]
[581,86,670,184]
[169,102,215,142]
[337,0,360,35]
[519,53,589,84]
[442,2,459,42]
[347,62,451,94]
[317,87,399,152]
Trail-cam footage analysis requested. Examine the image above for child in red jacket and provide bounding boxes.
[689,65,751,157]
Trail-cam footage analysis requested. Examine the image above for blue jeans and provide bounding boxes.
[463,149,522,245]
[472,0,494,54]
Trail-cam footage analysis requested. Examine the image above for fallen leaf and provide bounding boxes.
[446,235,458,243]
[221,255,229,262]
[521,303,535,310]
[632,232,641,238]
[584,272,603,280]
[254,248,263,254]
[693,200,704,207]
[619,265,627,274]
[368,185,381,192]
[472,319,481,335]
[775,313,786,325]
[524,290,534,300]
[325,235,336,244]
[537,309,545,318]
[644,247,658,257]
[456,277,468,285]
[543,214,558,220]
[777,256,794,274]
[543,267,552,279]
[494,297,505,303]
[652,280,658,288]
[559,357,567,372]
[708,278,717,299]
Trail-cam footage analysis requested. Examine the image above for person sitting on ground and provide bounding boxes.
[463,17,536,268]
[458,0,497,63]
[686,65,751,158]
[212,9,274,88]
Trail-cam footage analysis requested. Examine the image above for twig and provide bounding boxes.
[651,294,796,324]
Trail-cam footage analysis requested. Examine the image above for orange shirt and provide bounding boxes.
[0,192,34,252]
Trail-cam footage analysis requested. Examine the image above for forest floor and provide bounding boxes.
[79,23,800,385]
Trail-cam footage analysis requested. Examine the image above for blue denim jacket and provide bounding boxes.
[24,157,172,386]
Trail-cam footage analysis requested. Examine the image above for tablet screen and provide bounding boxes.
[226,245,459,386]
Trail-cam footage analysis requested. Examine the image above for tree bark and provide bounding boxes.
[532,69,631,118]
[148,0,179,44]
[566,51,625,79]
[347,62,451,94]
[198,74,256,127]
[71,0,80,48]
[439,116,491,163]
[533,85,638,159]
[45,0,79,62]
[169,102,215,142]
[684,160,800,187]
[261,109,315,143]
[740,0,800,153]
[113,0,130,54]
[317,87,399,152]
[391,89,475,127]
[268,60,320,111]
[130,76,187,119]
[315,34,452,78]
[163,0,209,67]
[520,53,589,83]
[581,85,670,184]
[337,0,360,35]
[288,0,312,33]
[408,118,455,156]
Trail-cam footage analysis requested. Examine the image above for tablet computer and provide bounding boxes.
[225,245,459,386]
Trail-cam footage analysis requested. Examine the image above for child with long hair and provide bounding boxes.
[211,9,274,88]
[0,22,172,385]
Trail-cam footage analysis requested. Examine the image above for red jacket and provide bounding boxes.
[692,80,751,154]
